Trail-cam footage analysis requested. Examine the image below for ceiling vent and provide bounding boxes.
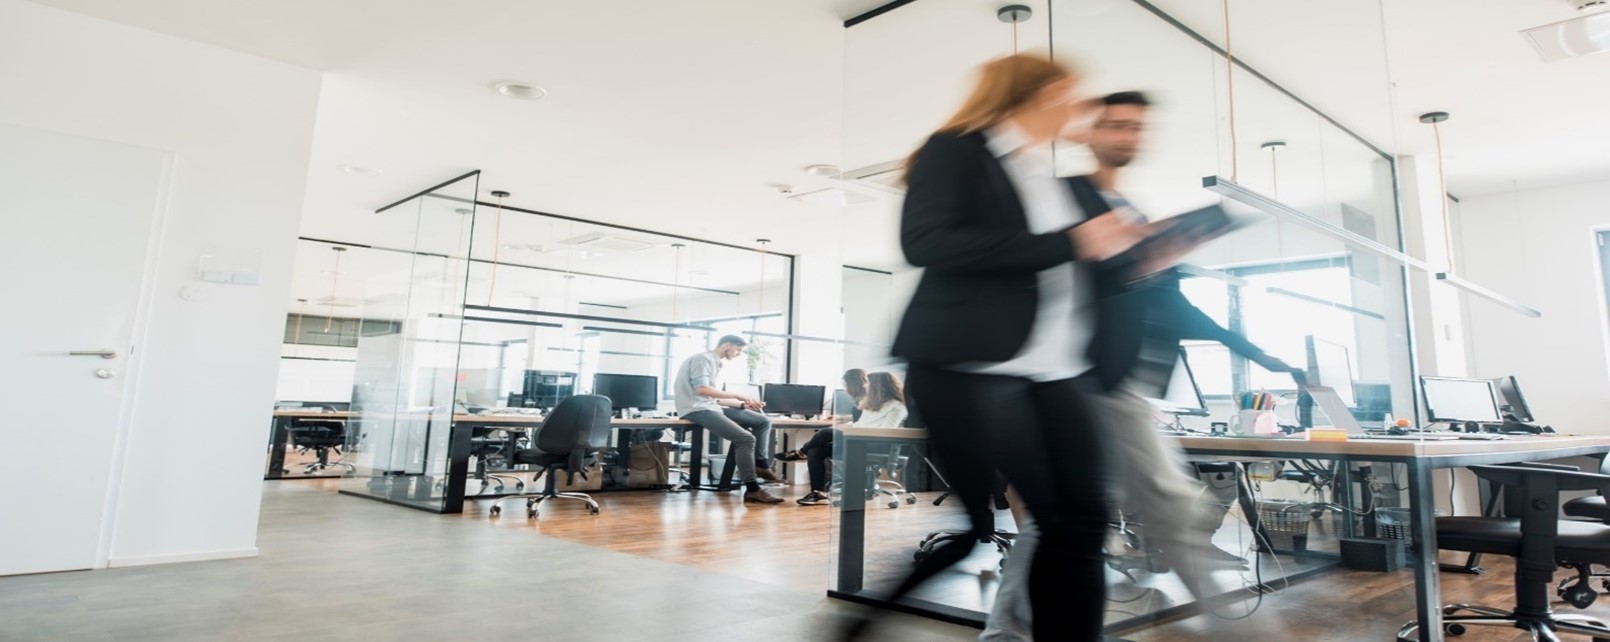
[1523,11,1610,61]
[557,232,656,253]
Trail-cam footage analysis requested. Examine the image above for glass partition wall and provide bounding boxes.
[332,172,796,511]
[831,0,1418,631]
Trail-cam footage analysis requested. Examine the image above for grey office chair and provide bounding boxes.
[287,419,355,475]
[488,395,612,519]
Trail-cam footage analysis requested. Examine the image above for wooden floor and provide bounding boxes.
[289,477,1610,641]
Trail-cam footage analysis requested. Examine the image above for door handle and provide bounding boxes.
[68,350,119,359]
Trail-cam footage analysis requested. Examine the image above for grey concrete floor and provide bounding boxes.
[0,482,979,642]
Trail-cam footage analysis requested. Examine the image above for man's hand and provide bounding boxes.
[1067,212,1146,262]
[1255,355,1307,386]
[741,398,766,412]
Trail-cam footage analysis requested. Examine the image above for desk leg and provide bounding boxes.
[836,436,869,594]
[443,425,472,514]
[266,416,291,479]
[689,426,705,491]
[1406,460,1444,642]
[1336,463,1356,538]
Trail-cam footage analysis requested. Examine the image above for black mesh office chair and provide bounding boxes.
[487,395,612,519]
[287,419,354,475]
[1397,463,1610,642]
[1557,454,1610,607]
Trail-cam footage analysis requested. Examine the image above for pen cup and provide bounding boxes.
[1233,409,1278,435]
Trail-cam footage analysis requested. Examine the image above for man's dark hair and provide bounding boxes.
[717,334,748,348]
[1103,91,1151,108]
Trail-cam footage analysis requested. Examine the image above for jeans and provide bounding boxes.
[889,367,1110,642]
[682,407,773,484]
[800,428,835,492]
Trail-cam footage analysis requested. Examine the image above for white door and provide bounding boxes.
[0,124,167,575]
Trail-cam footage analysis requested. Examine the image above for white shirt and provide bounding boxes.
[962,123,1095,382]
[852,400,909,428]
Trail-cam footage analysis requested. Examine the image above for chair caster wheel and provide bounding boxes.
[913,551,929,563]
[527,510,539,518]
[516,483,525,491]
[905,496,917,505]
[1445,623,1466,636]
[589,507,600,515]
[887,502,900,509]
[489,506,501,517]
[1442,606,1460,616]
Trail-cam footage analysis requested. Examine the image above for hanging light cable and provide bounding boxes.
[998,5,1031,54]
[325,246,346,332]
[756,238,771,316]
[1223,0,1240,181]
[486,190,510,306]
[671,243,685,323]
[1420,113,1457,273]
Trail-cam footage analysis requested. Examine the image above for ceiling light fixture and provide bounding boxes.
[1523,11,1610,61]
[487,190,510,306]
[493,81,548,100]
[804,164,842,178]
[340,165,382,177]
[324,247,347,332]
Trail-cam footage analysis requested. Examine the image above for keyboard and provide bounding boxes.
[1358,434,1462,441]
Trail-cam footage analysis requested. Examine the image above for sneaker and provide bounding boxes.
[744,489,784,504]
[776,450,807,462]
[755,468,785,483]
[797,491,831,506]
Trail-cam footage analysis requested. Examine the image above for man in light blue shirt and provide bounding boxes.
[674,335,783,504]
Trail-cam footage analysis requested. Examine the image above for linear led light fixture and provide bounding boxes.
[1202,176,1431,271]
[1435,273,1542,318]
[1175,263,1249,286]
[1264,287,1386,320]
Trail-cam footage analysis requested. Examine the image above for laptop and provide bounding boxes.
[1305,385,1364,435]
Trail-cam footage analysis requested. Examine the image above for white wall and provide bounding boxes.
[1457,179,1610,433]
[0,0,322,566]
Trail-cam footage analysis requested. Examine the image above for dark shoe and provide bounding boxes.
[744,489,784,504]
[797,491,830,506]
[755,468,785,483]
[776,450,807,462]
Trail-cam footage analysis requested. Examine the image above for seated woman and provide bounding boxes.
[780,371,908,506]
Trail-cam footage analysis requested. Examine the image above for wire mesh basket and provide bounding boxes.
[1255,499,1313,552]
[1377,507,1415,541]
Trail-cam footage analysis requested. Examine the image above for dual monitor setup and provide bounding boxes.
[1147,335,1541,432]
[507,369,831,417]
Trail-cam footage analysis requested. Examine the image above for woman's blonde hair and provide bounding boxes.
[904,54,1077,178]
[861,372,905,412]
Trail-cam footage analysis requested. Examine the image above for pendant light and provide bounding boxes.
[325,246,347,332]
[1418,112,1541,318]
[755,238,771,317]
[671,243,685,323]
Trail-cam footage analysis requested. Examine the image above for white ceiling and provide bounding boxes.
[25,0,1610,281]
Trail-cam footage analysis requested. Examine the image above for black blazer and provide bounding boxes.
[890,132,1161,385]
[891,131,1080,367]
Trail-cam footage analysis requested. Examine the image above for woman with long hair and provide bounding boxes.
[778,370,908,506]
[855,54,1151,641]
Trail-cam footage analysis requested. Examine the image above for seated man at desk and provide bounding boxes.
[674,334,784,504]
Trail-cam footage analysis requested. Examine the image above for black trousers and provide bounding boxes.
[800,428,835,492]
[897,367,1111,642]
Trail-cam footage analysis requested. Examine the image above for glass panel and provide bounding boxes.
[339,173,480,511]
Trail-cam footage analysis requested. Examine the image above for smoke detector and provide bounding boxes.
[1569,0,1608,12]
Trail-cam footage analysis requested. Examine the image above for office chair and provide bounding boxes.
[488,395,612,519]
[865,445,919,509]
[1396,463,1610,642]
[912,459,1016,569]
[1556,454,1610,607]
[469,427,525,494]
[287,419,354,475]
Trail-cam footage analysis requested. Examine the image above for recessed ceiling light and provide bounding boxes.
[805,164,843,177]
[493,81,547,100]
[340,165,382,177]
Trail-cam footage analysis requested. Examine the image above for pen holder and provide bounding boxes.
[1233,409,1279,435]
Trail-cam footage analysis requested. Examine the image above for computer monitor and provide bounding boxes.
[1420,376,1503,423]
[762,383,826,417]
[593,373,659,411]
[1306,336,1356,407]
[1490,375,1535,423]
[1146,349,1209,416]
[832,389,858,416]
[522,370,575,410]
